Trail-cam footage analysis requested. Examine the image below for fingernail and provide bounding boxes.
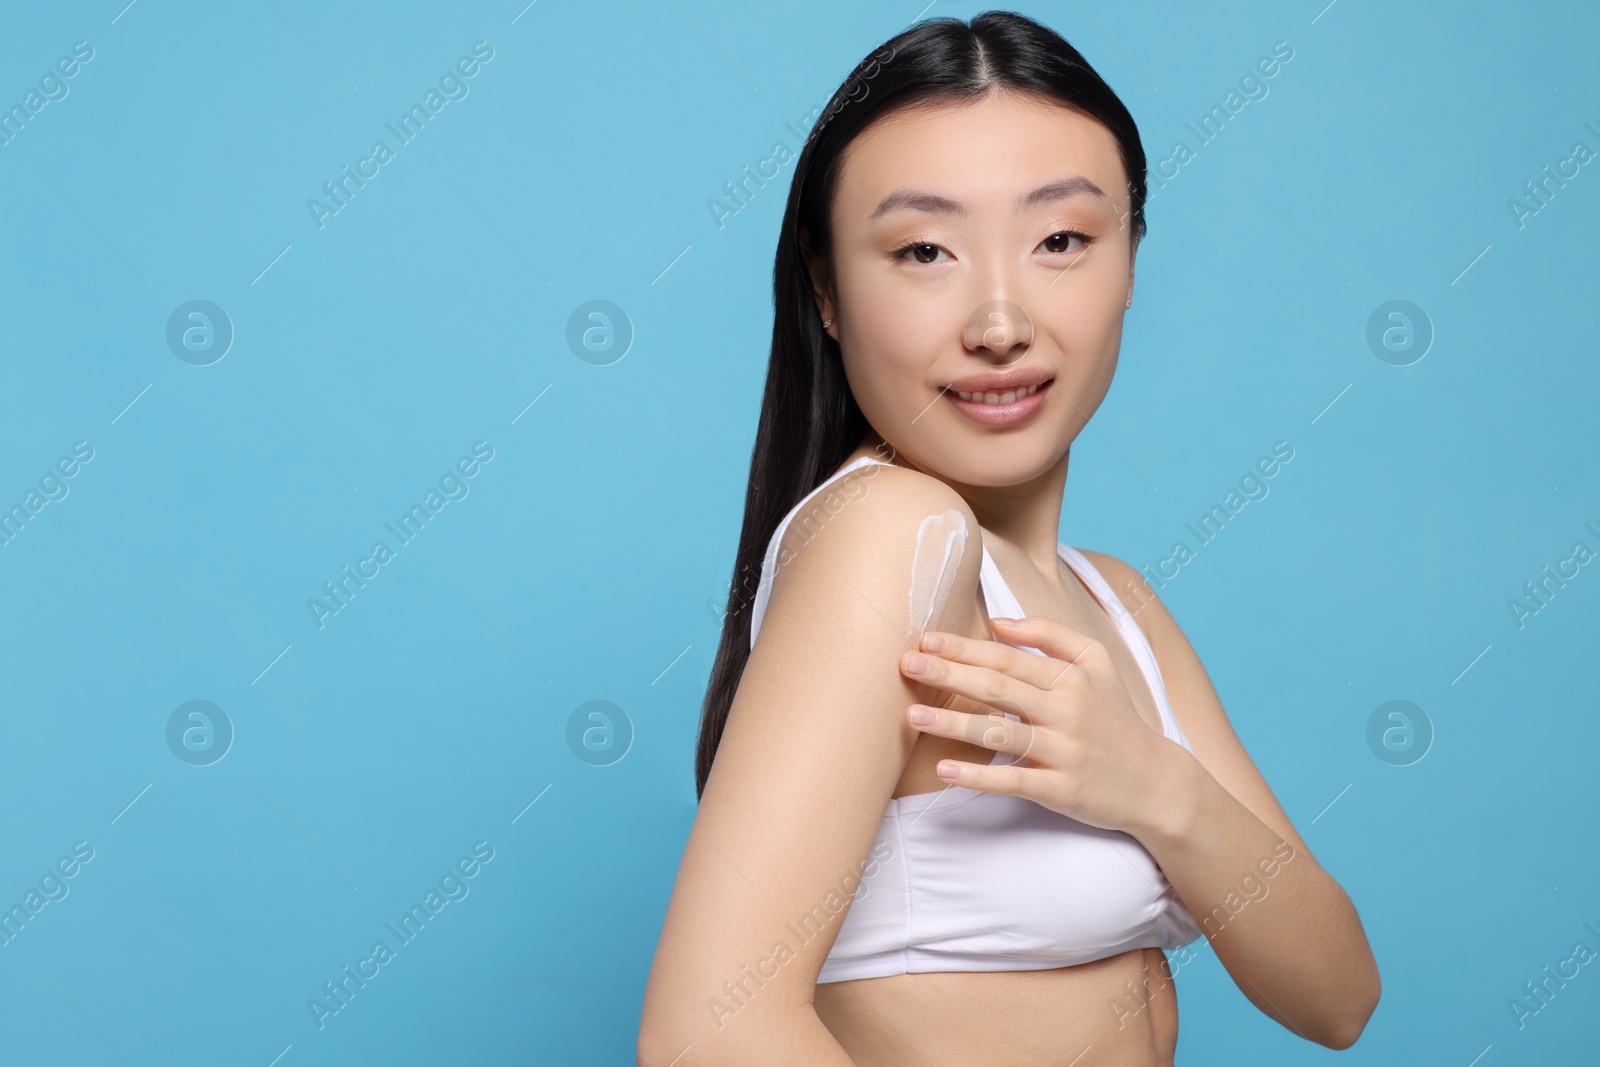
[902,651,930,674]
[990,617,1018,626]
[936,760,959,779]
[920,632,946,652]
[908,705,934,726]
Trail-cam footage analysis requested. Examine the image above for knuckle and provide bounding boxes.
[984,714,1016,749]
[964,711,997,747]
[964,713,995,747]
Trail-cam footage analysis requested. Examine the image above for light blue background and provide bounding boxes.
[1,1,1595,1063]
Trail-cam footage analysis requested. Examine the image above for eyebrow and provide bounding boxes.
[867,175,1107,220]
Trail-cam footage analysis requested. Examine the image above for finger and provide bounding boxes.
[914,627,1070,692]
[936,756,1035,799]
[987,616,1113,683]
[909,703,1042,759]
[900,647,1040,722]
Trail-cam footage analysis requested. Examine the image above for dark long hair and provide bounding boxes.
[693,10,1149,798]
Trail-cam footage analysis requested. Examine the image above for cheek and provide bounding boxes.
[853,319,944,394]
[840,340,928,422]
[1039,297,1124,417]
[840,271,947,355]
[836,273,944,410]
[1039,287,1124,362]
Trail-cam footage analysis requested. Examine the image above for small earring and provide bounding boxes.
[821,317,833,328]
[1124,296,1132,308]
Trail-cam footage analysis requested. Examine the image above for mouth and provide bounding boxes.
[947,379,1051,405]
[943,377,1053,427]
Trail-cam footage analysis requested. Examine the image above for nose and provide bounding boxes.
[963,298,1034,365]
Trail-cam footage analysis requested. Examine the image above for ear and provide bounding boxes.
[799,228,837,337]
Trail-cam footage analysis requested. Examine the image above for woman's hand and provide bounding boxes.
[898,616,1194,839]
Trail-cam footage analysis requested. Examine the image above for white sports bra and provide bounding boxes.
[749,454,1204,983]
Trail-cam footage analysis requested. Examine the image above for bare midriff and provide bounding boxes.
[813,946,1178,1066]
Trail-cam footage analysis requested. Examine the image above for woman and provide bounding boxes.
[639,11,1380,1065]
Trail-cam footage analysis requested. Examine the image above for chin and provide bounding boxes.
[916,434,1064,488]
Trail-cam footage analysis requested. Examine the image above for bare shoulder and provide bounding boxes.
[1076,546,1214,731]
[749,458,989,798]
[1077,547,1311,856]
[639,464,988,1061]
[1076,549,1172,639]
[770,461,981,591]
[767,457,972,570]
[1075,547,1206,713]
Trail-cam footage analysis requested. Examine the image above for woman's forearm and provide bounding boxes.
[1136,746,1381,1048]
[639,1005,859,1067]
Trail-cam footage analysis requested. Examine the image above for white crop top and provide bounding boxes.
[749,455,1204,983]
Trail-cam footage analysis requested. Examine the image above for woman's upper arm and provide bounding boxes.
[639,471,982,1065]
[1084,550,1314,862]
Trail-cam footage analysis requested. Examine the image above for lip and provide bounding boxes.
[944,368,1055,395]
[943,376,1052,428]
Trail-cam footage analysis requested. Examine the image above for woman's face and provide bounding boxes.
[806,89,1138,487]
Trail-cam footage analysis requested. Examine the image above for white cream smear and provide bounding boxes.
[908,509,969,639]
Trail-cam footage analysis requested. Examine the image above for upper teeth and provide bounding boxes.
[954,382,1043,404]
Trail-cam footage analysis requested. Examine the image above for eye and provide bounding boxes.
[891,240,950,265]
[1039,230,1091,255]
